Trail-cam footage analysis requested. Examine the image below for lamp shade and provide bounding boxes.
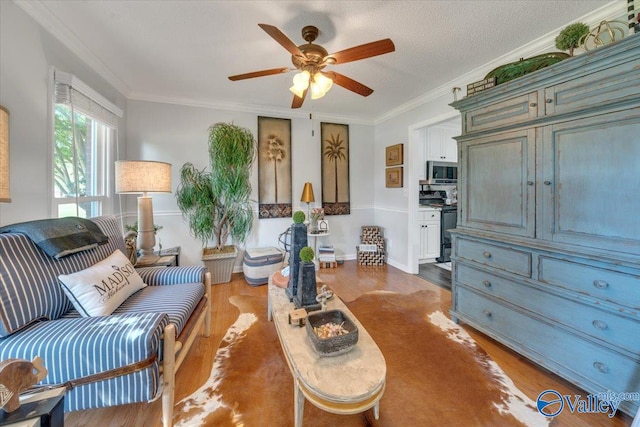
[300,182,315,203]
[0,106,10,203]
[115,160,172,194]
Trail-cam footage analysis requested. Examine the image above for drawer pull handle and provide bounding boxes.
[592,320,608,330]
[483,251,492,258]
[483,309,492,318]
[529,102,537,107]
[543,181,552,185]
[593,362,609,374]
[483,280,492,288]
[527,181,534,186]
[546,98,554,104]
[593,280,609,289]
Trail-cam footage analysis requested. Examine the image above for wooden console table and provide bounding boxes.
[267,276,386,426]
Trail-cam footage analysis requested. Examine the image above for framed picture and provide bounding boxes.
[321,122,350,215]
[258,116,292,218]
[385,167,403,188]
[385,143,403,166]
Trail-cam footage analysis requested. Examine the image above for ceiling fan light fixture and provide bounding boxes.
[231,24,394,108]
[310,82,326,99]
[314,72,333,93]
[290,70,310,97]
[310,72,333,100]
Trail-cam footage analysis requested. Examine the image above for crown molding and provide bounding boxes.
[17,0,621,127]
[15,0,131,97]
[374,1,623,125]
[127,92,376,125]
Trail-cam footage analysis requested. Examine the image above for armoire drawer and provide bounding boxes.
[544,60,640,116]
[457,262,640,355]
[455,238,531,277]
[539,256,640,310]
[454,287,640,403]
[464,92,538,133]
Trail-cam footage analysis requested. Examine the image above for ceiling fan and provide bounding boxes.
[228,24,395,109]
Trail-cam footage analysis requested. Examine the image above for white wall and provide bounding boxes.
[374,92,459,272]
[125,100,375,268]
[0,1,127,226]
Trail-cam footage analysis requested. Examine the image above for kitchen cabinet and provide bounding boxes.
[451,35,640,416]
[418,209,440,261]
[426,126,458,162]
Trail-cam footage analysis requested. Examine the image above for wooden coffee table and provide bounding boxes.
[268,277,386,426]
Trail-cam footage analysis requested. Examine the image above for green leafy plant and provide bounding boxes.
[555,22,590,56]
[124,221,163,235]
[293,210,305,224]
[176,122,256,252]
[299,246,315,263]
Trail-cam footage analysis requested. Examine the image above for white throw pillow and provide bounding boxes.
[58,250,147,317]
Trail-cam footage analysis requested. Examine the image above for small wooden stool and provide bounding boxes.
[288,308,307,327]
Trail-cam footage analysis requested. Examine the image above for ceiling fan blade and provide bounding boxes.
[291,89,308,109]
[258,23,305,59]
[328,39,395,64]
[228,67,289,81]
[324,71,374,97]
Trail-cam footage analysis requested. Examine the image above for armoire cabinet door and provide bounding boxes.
[539,108,640,255]
[459,128,536,237]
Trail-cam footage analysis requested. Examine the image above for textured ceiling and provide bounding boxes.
[18,0,615,122]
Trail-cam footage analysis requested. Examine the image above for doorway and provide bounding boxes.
[406,113,461,275]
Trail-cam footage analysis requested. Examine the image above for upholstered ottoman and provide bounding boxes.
[242,247,284,286]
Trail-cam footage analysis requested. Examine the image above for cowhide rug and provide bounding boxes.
[173,290,550,426]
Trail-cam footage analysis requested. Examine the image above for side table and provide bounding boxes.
[156,246,180,266]
[0,388,65,427]
[307,232,330,269]
[136,255,177,268]
[136,246,181,268]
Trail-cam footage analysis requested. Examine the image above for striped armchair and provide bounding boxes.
[0,216,211,427]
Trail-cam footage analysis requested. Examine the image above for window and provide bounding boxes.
[52,70,122,218]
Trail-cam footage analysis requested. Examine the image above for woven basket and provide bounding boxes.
[202,246,238,284]
[306,310,358,356]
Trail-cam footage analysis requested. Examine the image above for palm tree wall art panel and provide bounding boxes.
[258,116,292,218]
[321,122,350,215]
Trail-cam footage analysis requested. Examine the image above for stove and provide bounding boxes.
[437,206,457,263]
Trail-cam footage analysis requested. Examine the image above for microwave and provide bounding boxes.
[426,161,457,184]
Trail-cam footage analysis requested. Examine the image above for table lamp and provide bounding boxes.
[115,160,171,265]
[300,182,315,222]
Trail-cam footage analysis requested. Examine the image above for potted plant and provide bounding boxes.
[176,122,256,284]
[294,246,320,310]
[555,22,590,56]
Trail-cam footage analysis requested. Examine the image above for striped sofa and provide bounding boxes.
[0,215,211,427]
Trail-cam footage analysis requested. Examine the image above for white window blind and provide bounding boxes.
[54,70,123,126]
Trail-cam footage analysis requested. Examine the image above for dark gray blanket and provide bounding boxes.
[0,217,108,258]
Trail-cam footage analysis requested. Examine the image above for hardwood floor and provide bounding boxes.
[64,261,634,426]
[417,262,451,289]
